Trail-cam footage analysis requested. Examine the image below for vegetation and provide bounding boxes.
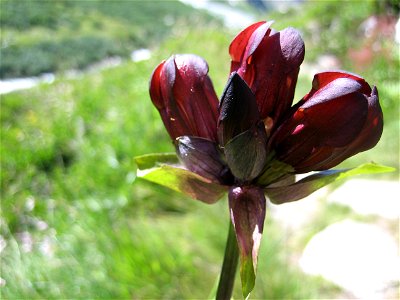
[0,0,218,78]
[1,0,398,299]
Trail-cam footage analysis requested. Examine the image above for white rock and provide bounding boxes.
[300,220,399,299]
[268,187,327,230]
[130,49,151,62]
[0,73,54,94]
[328,179,400,220]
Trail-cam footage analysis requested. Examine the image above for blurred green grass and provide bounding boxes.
[1,0,399,299]
[0,0,218,78]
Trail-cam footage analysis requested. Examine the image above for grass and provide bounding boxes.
[1,1,399,299]
[1,199,224,298]
[0,0,219,78]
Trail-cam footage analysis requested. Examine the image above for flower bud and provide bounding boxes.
[270,71,383,173]
[229,21,305,126]
[218,73,267,181]
[149,54,219,141]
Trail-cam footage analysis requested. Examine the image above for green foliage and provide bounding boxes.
[0,0,218,78]
[1,199,225,299]
[240,256,256,299]
[1,1,398,299]
[137,164,227,204]
[264,0,376,60]
[135,152,178,170]
[267,163,395,205]
[1,36,121,77]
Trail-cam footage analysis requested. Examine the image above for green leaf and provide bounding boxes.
[266,163,395,204]
[137,164,227,204]
[134,152,179,170]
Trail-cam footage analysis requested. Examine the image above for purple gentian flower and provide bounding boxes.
[148,21,383,297]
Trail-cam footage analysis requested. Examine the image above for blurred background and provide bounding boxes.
[1,0,399,299]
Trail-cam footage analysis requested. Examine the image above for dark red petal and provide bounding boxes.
[302,77,364,108]
[273,67,300,126]
[237,27,305,124]
[291,146,335,173]
[175,136,232,184]
[150,59,186,139]
[357,86,383,151]
[149,55,219,140]
[280,27,306,66]
[240,21,274,63]
[218,72,261,145]
[304,71,372,101]
[149,60,166,109]
[173,55,219,140]
[315,86,383,170]
[161,57,192,139]
[272,92,369,172]
[229,21,270,69]
[271,69,382,173]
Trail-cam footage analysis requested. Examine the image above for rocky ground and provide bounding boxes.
[270,179,399,299]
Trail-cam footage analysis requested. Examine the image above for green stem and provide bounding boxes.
[216,220,239,300]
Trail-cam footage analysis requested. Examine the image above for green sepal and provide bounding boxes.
[266,162,395,204]
[229,186,266,299]
[256,158,294,186]
[137,164,227,204]
[224,126,267,181]
[240,256,256,299]
[134,152,179,169]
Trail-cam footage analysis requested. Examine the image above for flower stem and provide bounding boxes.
[216,220,239,300]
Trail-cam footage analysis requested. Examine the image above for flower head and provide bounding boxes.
[148,21,383,298]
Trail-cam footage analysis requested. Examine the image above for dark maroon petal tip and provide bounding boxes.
[279,27,305,68]
[302,77,364,108]
[362,86,383,151]
[306,71,372,101]
[229,21,272,63]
